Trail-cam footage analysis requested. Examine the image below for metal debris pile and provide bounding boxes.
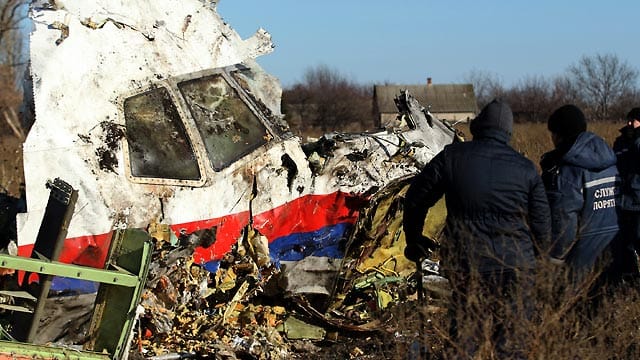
[132,187,451,359]
[132,229,429,359]
[135,225,288,359]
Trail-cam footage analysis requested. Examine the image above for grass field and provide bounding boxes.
[456,121,623,168]
[2,120,637,359]
[392,120,640,359]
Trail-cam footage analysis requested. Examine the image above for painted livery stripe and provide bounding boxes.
[18,191,362,268]
[253,191,361,240]
[268,222,353,262]
[200,222,353,273]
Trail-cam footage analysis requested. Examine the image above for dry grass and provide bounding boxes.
[455,121,624,167]
[1,117,637,359]
[384,262,640,359]
[383,120,640,359]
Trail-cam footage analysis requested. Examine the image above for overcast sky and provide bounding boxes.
[217,0,639,88]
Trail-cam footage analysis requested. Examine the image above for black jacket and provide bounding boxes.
[613,125,640,212]
[404,126,551,274]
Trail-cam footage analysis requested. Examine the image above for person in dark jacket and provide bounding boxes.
[403,99,551,357]
[540,105,621,286]
[611,107,640,280]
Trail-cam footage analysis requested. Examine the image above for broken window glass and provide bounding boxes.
[178,74,268,171]
[124,87,201,180]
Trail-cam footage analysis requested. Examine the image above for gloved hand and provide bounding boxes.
[404,236,438,262]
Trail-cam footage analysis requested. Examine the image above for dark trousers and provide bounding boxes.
[610,211,640,281]
[446,268,531,359]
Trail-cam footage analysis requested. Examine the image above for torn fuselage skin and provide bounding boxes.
[18,0,456,299]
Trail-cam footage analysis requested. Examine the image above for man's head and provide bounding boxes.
[626,107,640,129]
[547,104,586,147]
[469,98,513,137]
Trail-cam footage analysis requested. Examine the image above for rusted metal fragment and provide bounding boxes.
[50,21,69,45]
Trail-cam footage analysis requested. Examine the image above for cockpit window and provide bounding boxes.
[124,87,201,180]
[178,74,269,171]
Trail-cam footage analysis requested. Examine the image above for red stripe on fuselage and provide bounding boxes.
[16,191,363,268]
[252,191,360,240]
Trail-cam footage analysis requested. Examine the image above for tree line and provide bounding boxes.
[468,53,639,123]
[283,53,640,138]
[0,0,637,137]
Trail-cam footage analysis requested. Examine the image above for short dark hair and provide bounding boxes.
[626,107,640,122]
[548,104,586,139]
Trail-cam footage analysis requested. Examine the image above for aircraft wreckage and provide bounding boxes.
[3,0,459,357]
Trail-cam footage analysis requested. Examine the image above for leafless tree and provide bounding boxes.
[463,69,506,109]
[282,64,374,138]
[613,87,640,120]
[0,0,26,62]
[568,53,639,121]
[549,75,582,109]
[0,0,28,138]
[506,75,553,123]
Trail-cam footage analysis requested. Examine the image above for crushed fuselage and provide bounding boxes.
[19,0,456,296]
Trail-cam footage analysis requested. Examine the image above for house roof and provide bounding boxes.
[374,84,478,114]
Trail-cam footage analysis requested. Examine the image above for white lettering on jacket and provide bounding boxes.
[593,198,616,210]
[586,177,619,211]
[594,186,616,199]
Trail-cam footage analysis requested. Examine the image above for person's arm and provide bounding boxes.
[548,170,583,261]
[528,174,552,255]
[631,134,640,178]
[403,151,447,261]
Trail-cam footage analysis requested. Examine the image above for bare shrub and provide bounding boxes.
[379,122,639,359]
[282,65,375,139]
[568,53,639,121]
[381,247,640,359]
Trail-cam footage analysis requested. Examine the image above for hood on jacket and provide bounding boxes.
[470,99,513,141]
[562,131,617,171]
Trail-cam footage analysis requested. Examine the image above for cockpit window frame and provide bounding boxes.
[119,65,281,186]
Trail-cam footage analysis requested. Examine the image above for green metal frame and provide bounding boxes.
[0,229,152,360]
[1,179,153,359]
[0,255,139,287]
[84,228,153,359]
[0,341,110,359]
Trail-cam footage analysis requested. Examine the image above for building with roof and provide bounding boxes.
[373,78,478,128]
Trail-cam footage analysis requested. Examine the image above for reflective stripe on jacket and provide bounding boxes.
[542,131,620,271]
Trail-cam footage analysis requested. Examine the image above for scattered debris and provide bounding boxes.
[129,183,451,358]
[279,316,326,340]
[12,1,459,358]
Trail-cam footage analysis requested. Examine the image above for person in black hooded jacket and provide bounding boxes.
[541,104,621,286]
[403,99,551,356]
[611,107,640,281]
